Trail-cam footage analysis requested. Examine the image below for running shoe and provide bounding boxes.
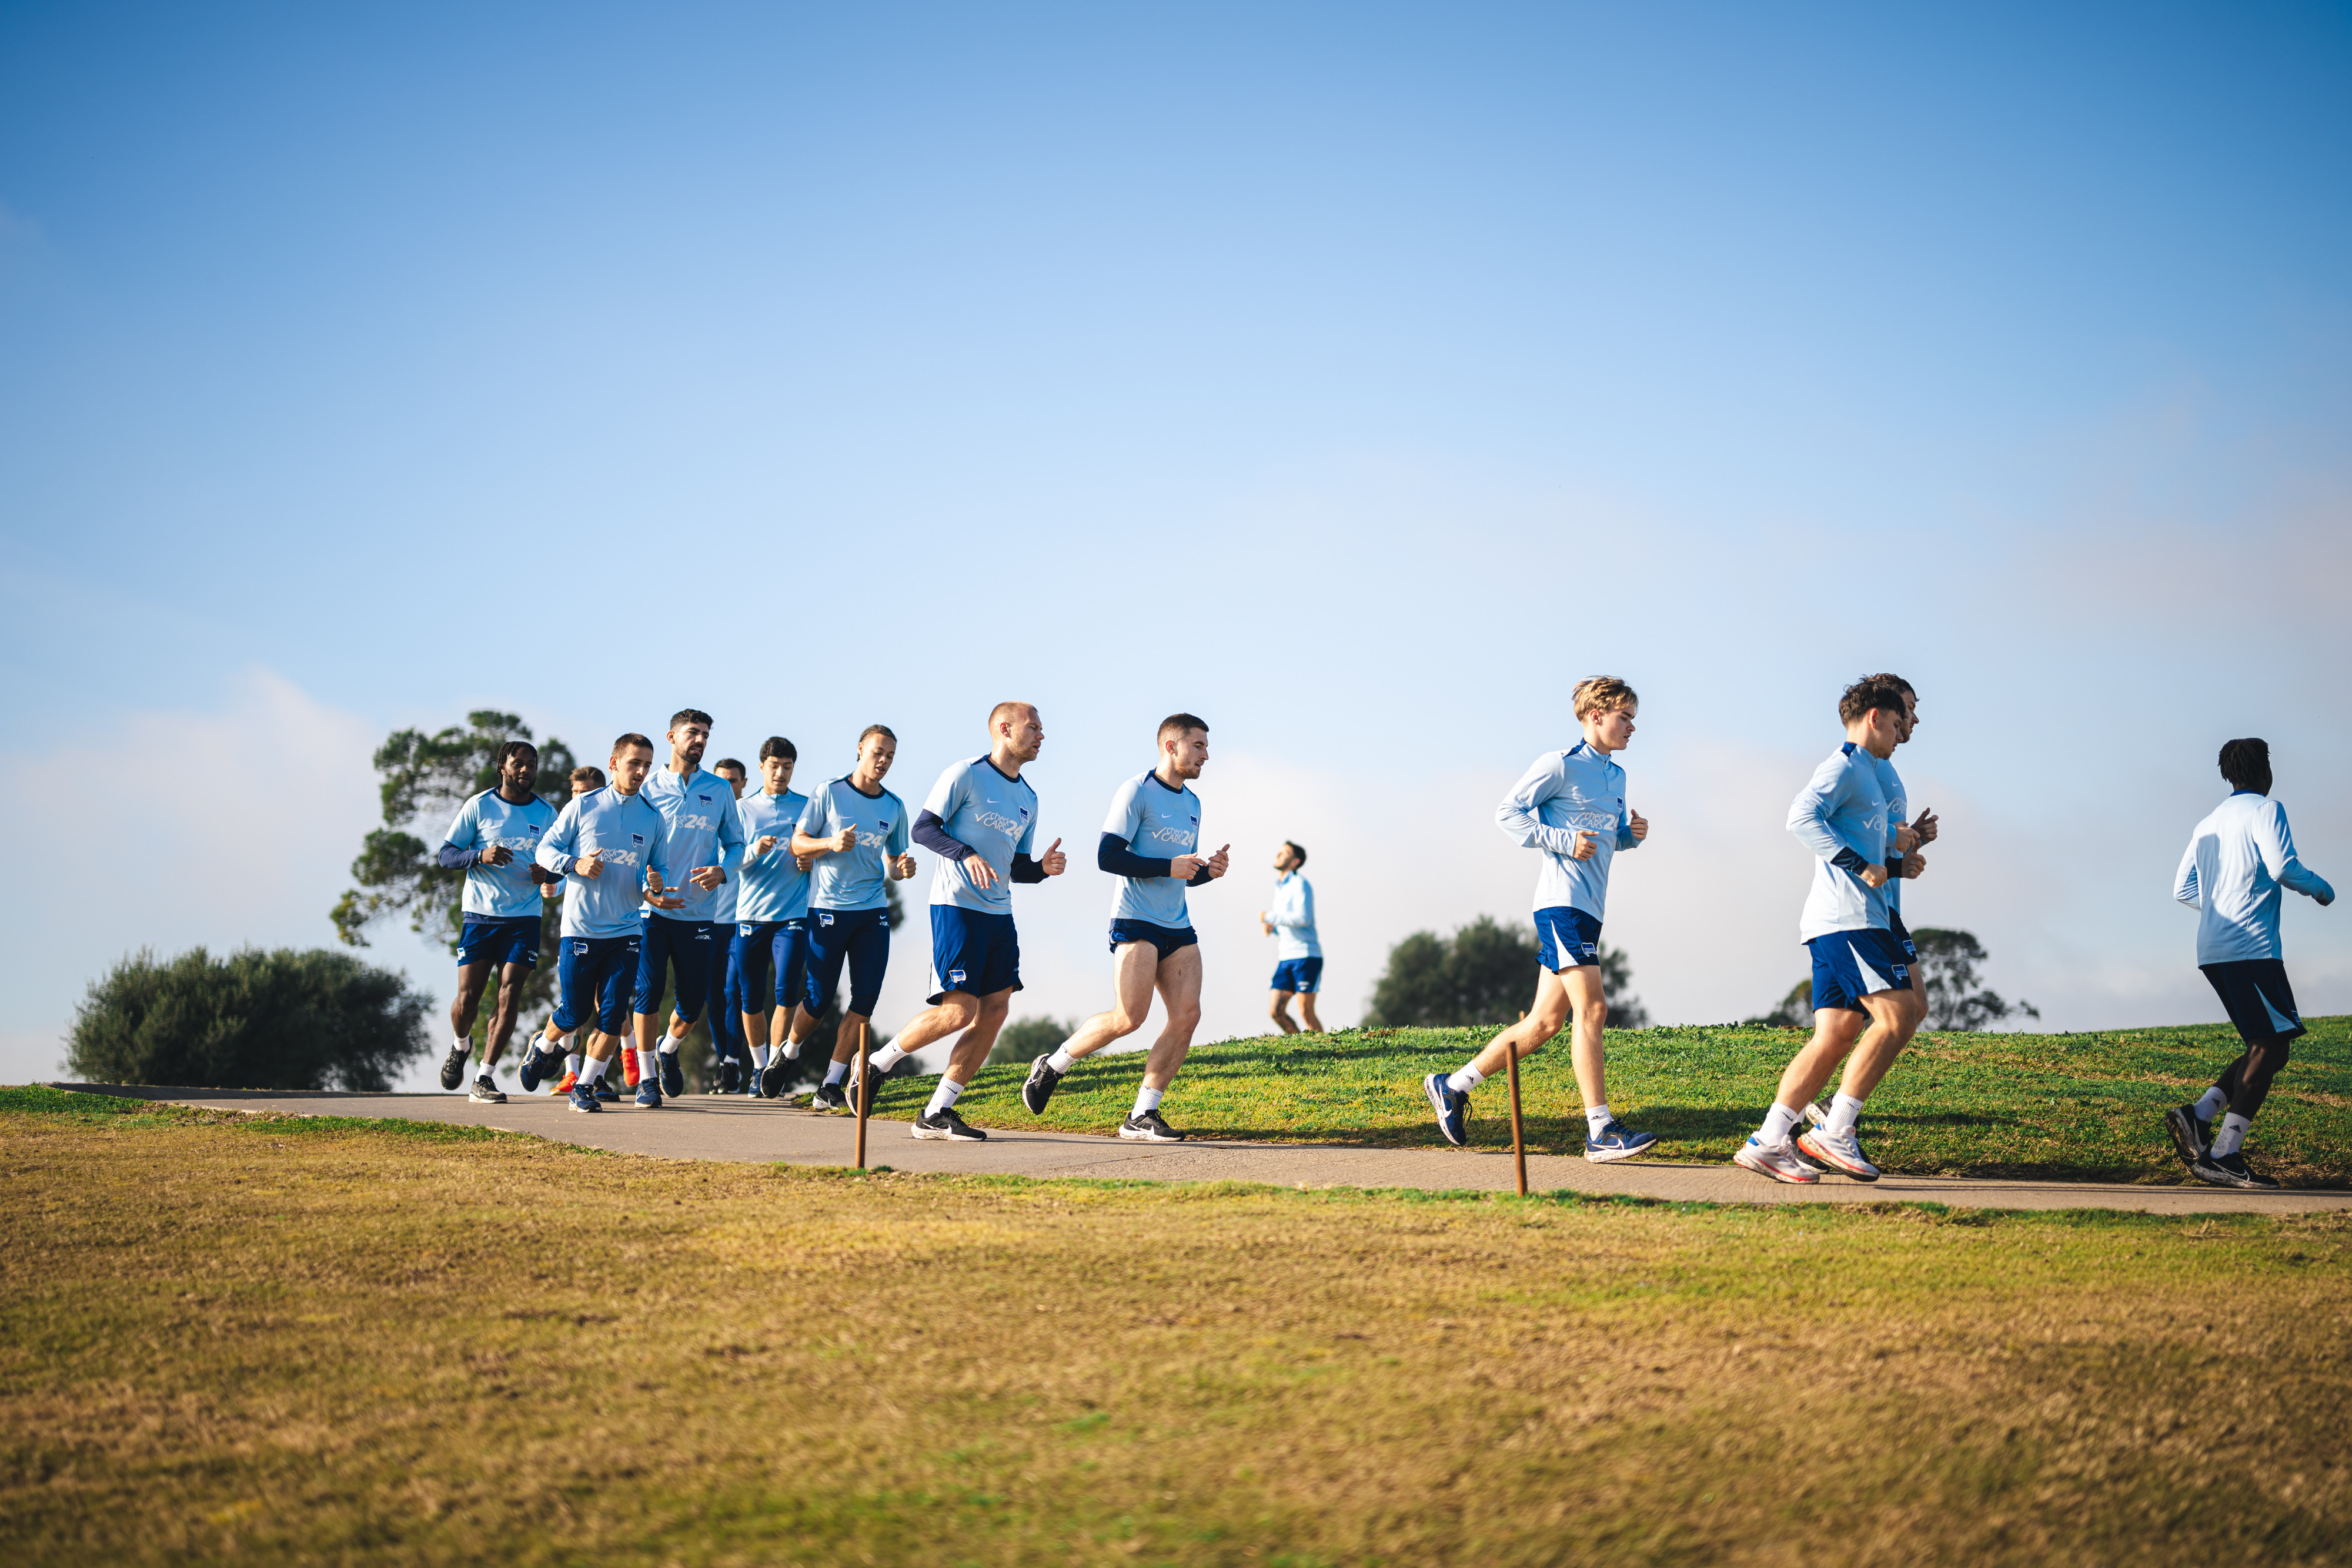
[1584,1119,1658,1164]
[1796,1124,1880,1181]
[659,1050,684,1098]
[2191,1151,2281,1191]
[469,1074,507,1105]
[716,1059,741,1095]
[439,1044,469,1091]
[912,1108,987,1141]
[1021,1055,1064,1114]
[622,1051,642,1089]
[760,1061,788,1099]
[1800,1098,1835,1131]
[1118,1109,1185,1142]
[1732,1136,1821,1185]
[517,1046,550,1095]
[810,1082,848,1112]
[569,1082,602,1114]
[635,1080,663,1109]
[594,1078,620,1103]
[2164,1105,2213,1167]
[553,1069,579,1095]
[1422,1074,1469,1148]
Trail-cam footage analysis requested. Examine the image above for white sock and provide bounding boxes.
[1132,1085,1165,1117]
[1046,1048,1077,1074]
[823,1060,848,1087]
[1757,1102,1800,1144]
[454,1034,470,1053]
[870,1044,908,1074]
[566,1052,582,1074]
[783,1037,804,1060]
[1585,1103,1612,1138]
[2213,1112,2251,1158]
[1446,1062,1485,1095]
[582,1057,607,1084]
[924,1078,965,1118]
[637,1048,659,1081]
[2194,1086,2229,1122]
[1825,1093,1865,1136]
[659,1037,680,1056]
[751,1045,771,1069]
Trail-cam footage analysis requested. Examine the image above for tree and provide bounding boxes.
[986,1015,1075,1066]
[67,946,432,1090]
[1365,917,1648,1028]
[1910,928,2040,1031]
[1743,979,1812,1028]
[332,710,577,1033]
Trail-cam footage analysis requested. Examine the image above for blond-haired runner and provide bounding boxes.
[1021,712,1230,1141]
[1424,677,1653,1159]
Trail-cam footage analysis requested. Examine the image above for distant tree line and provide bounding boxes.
[1364,916,1649,1029]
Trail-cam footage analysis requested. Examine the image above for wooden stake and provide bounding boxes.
[1506,1041,1527,1196]
[854,1016,873,1169]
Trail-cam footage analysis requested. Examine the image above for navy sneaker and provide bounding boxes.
[659,1049,684,1098]
[594,1077,620,1103]
[810,1082,848,1112]
[716,1059,741,1095]
[518,1045,550,1095]
[2164,1104,2213,1167]
[1423,1073,1469,1147]
[759,1061,788,1099]
[1585,1119,1658,1164]
[636,1079,664,1109]
[438,1044,469,1092]
[569,1081,602,1114]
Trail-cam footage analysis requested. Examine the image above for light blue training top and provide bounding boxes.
[635,765,747,925]
[1788,741,1893,942]
[1265,870,1321,960]
[1103,770,1204,928]
[736,787,811,924]
[924,756,1041,916]
[2174,791,2334,965]
[1495,743,1639,921]
[536,786,673,941]
[797,776,911,912]
[1873,753,1908,920]
[443,789,557,921]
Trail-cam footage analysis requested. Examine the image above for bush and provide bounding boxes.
[1365,917,1648,1028]
[66,947,433,1091]
[987,1015,1076,1067]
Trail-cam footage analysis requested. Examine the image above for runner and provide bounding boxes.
[519,735,679,1112]
[1260,841,1323,1035]
[1021,713,1229,1142]
[629,709,746,1109]
[685,757,749,1092]
[1733,676,1920,1184]
[783,725,915,1111]
[1422,677,1653,1161]
[549,765,606,1098]
[432,741,560,1103]
[2168,738,2334,1189]
[733,737,814,1099]
[861,702,1067,1141]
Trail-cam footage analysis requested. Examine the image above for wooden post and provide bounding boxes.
[854,1017,873,1169]
[1507,1009,1527,1196]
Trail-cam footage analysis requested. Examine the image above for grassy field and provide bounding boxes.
[4,1086,2349,1566]
[855,1015,2352,1186]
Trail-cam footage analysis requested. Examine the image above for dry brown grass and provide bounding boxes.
[2,1106,2348,1566]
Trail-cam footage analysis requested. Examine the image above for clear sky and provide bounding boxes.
[5,2,2348,1088]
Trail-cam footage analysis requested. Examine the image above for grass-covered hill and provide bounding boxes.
[861,1015,2352,1186]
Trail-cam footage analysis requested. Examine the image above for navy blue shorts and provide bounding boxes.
[1534,906,1602,972]
[704,921,739,1053]
[553,933,642,1035]
[807,906,890,1016]
[1110,918,1197,959]
[1808,928,1912,1013]
[927,906,1023,1003]
[1271,957,1324,994]
[633,913,716,1021]
[456,916,541,970]
[733,918,811,1012]
[1888,910,1918,965]
[2201,959,2306,1045]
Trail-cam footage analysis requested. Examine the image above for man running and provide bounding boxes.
[784,725,915,1111]
[734,737,814,1099]
[1021,713,1229,1142]
[1733,675,1921,1183]
[549,765,607,1098]
[860,701,1068,1141]
[2168,738,2334,1190]
[1261,841,1323,1035]
[432,741,560,1103]
[1422,677,1653,1161]
[629,709,746,1109]
[519,735,677,1112]
[687,757,750,1092]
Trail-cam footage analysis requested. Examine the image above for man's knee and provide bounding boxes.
[1268,993,1291,1018]
[1167,1001,1203,1033]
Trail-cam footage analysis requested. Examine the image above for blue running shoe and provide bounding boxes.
[1423,1072,1469,1147]
[1584,1119,1657,1164]
[595,1077,620,1102]
[636,1080,664,1109]
[659,1049,684,1098]
[569,1081,602,1114]
[518,1045,548,1095]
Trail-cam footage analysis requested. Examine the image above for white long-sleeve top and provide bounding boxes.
[1265,871,1320,959]
[2173,791,2334,964]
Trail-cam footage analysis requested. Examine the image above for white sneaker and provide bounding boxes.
[1732,1136,1820,1185]
[1796,1124,1879,1181]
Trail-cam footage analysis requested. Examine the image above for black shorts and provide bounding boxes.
[2200,959,2306,1045]
[1110,918,1197,959]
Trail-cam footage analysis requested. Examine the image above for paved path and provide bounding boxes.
[58,1084,2349,1215]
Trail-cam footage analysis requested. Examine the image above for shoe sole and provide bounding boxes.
[1795,1131,1879,1181]
[1584,1139,1656,1164]
[1118,1125,1184,1142]
[570,1101,599,1114]
[910,1125,987,1141]
[1733,1145,1819,1184]
[1422,1077,1467,1147]
[469,1092,507,1105]
[2164,1108,2209,1168]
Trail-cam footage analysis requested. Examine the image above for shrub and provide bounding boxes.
[66,946,433,1091]
[986,1015,1076,1066]
[1366,917,1648,1028]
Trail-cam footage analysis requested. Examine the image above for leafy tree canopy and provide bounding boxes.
[1365,917,1648,1029]
[1743,928,2038,1031]
[987,1015,1077,1066]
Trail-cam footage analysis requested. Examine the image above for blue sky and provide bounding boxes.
[5,2,2348,1086]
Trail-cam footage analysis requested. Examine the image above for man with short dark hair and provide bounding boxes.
[2168,738,2333,1189]
[683,757,750,1092]
[1021,712,1229,1141]
[435,741,560,1102]
[786,724,916,1111]
[629,708,746,1108]
[549,765,607,1098]
[735,737,814,1098]
[1261,841,1323,1034]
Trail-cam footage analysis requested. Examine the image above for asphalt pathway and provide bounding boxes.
[59,1082,2348,1215]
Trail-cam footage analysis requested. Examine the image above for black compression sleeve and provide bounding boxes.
[436,842,480,870]
[911,810,974,862]
[1098,832,1172,879]
[1188,863,1214,887]
[1011,853,1047,884]
[1830,847,1869,875]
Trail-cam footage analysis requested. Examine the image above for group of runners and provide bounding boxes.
[433,678,2331,1188]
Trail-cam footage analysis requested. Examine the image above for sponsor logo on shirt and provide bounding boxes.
[1145,827,1197,846]
[971,810,1024,833]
